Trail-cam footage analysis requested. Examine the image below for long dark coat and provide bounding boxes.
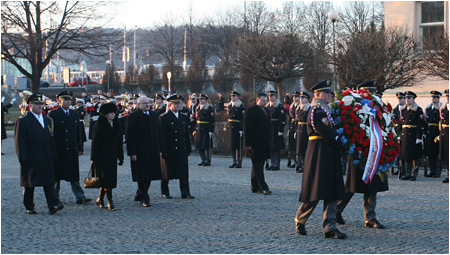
[88,102,100,139]
[266,103,285,151]
[126,109,162,182]
[2,102,13,140]
[49,107,82,182]
[345,160,388,195]
[160,111,191,180]
[91,116,123,189]
[75,106,87,142]
[299,103,345,202]
[295,104,310,158]
[243,105,271,161]
[439,105,449,161]
[227,102,245,150]
[288,103,298,151]
[153,104,167,115]
[392,105,402,135]
[195,104,215,150]
[14,112,56,187]
[424,104,441,157]
[399,104,425,160]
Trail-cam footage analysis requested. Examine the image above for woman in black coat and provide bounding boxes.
[91,103,124,211]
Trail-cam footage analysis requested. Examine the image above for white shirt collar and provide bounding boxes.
[171,110,179,118]
[30,111,45,128]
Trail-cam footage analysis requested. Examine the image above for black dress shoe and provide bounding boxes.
[365,219,385,229]
[234,164,242,168]
[181,195,195,199]
[161,194,172,199]
[401,176,411,180]
[295,223,306,235]
[1,152,5,155]
[252,190,262,193]
[336,213,345,225]
[432,175,440,178]
[203,162,211,166]
[442,178,449,183]
[49,204,64,214]
[141,202,151,207]
[266,166,273,171]
[229,163,236,168]
[198,162,205,166]
[26,210,37,215]
[391,171,398,175]
[107,200,116,211]
[271,166,280,171]
[262,190,272,195]
[410,176,417,181]
[425,173,433,178]
[96,198,105,208]
[324,229,347,239]
[76,198,92,204]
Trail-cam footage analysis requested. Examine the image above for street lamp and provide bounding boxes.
[166,71,172,94]
[328,9,339,92]
[106,60,111,92]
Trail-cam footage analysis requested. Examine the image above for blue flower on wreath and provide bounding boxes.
[335,100,340,104]
[335,117,341,124]
[360,99,371,106]
[349,144,355,154]
[336,128,344,135]
[336,109,340,115]
[340,136,348,145]
[353,160,360,165]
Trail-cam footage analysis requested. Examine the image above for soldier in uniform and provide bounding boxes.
[160,95,194,199]
[294,80,347,239]
[14,93,64,214]
[399,91,425,181]
[88,95,101,140]
[195,94,215,166]
[295,91,311,173]
[287,91,300,168]
[227,91,245,168]
[153,94,166,115]
[439,89,449,183]
[49,91,91,204]
[424,90,443,178]
[126,96,162,207]
[392,92,406,175]
[266,90,285,171]
[2,97,15,155]
[244,92,272,195]
[75,98,87,152]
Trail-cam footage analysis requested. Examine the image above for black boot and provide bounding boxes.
[106,189,116,211]
[96,188,105,208]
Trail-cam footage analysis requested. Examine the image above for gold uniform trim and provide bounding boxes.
[428,123,439,127]
[271,119,279,121]
[197,121,209,124]
[227,119,241,123]
[298,122,307,125]
[442,124,449,128]
[402,125,418,128]
[309,135,324,140]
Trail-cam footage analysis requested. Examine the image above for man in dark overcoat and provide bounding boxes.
[75,98,87,151]
[287,91,300,168]
[195,94,215,166]
[424,90,443,178]
[244,92,272,195]
[399,91,426,181]
[227,91,245,168]
[14,93,63,214]
[2,97,15,155]
[295,91,310,173]
[160,95,194,199]
[391,92,406,175]
[294,80,346,239]
[126,96,162,207]
[266,90,285,171]
[88,95,101,139]
[440,89,449,183]
[49,91,91,204]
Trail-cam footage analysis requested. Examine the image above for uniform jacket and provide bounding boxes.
[399,103,425,160]
[227,100,245,150]
[439,104,449,161]
[288,102,298,151]
[195,103,215,150]
[424,102,442,157]
[243,104,271,160]
[295,103,310,157]
[266,100,285,151]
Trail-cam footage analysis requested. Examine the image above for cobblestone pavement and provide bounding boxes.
[1,130,449,253]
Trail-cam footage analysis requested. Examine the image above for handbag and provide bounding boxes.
[84,161,100,188]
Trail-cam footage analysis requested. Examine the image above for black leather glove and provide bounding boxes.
[118,159,124,166]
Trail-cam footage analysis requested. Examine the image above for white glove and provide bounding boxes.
[209,132,213,136]
[1,97,5,103]
[278,132,283,136]
[10,98,16,104]
[397,137,401,142]
[239,131,243,135]
[415,139,422,144]
[294,132,297,139]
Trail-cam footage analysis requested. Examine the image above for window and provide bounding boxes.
[420,2,446,50]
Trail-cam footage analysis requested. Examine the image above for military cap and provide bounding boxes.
[405,91,417,98]
[154,94,164,100]
[92,95,100,99]
[115,96,122,100]
[445,89,449,96]
[57,90,73,100]
[167,94,183,103]
[231,91,240,96]
[396,92,405,98]
[27,93,45,104]
[299,91,310,98]
[133,94,140,99]
[430,90,442,97]
[292,91,300,96]
[191,93,198,99]
[99,95,108,101]
[358,80,377,91]
[376,91,383,97]
[311,80,333,93]
[267,90,277,96]
[99,102,118,115]
[199,93,208,99]
[76,98,84,103]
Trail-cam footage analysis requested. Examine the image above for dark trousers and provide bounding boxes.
[54,180,86,200]
[231,148,242,165]
[135,181,151,203]
[251,159,269,192]
[23,186,59,210]
[270,151,280,167]
[288,149,297,165]
[294,200,337,233]
[161,179,191,196]
[405,159,420,177]
[337,192,377,221]
[341,153,349,175]
[428,157,442,176]
[199,149,210,163]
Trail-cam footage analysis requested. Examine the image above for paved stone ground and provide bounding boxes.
[1,130,449,253]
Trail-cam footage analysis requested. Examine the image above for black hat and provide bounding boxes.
[57,90,73,100]
[311,80,333,93]
[267,90,277,96]
[358,80,377,91]
[376,91,383,97]
[396,92,405,98]
[199,93,208,100]
[154,94,164,100]
[99,102,118,115]
[299,91,310,98]
[405,91,417,98]
[292,91,300,96]
[167,94,183,103]
[231,91,240,96]
[445,89,449,96]
[133,94,140,99]
[430,90,442,97]
[27,93,45,104]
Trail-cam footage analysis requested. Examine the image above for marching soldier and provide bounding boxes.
[266,90,285,171]
[392,92,406,176]
[14,93,64,214]
[75,98,87,151]
[399,91,425,181]
[88,95,101,140]
[294,80,346,239]
[2,96,15,155]
[287,91,300,168]
[295,91,311,173]
[195,94,215,166]
[153,94,166,115]
[227,91,245,168]
[160,95,194,199]
[424,90,443,178]
[439,89,449,183]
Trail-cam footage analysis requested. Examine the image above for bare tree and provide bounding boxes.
[1,1,121,92]
[241,1,276,35]
[338,1,384,37]
[420,29,449,80]
[138,64,159,93]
